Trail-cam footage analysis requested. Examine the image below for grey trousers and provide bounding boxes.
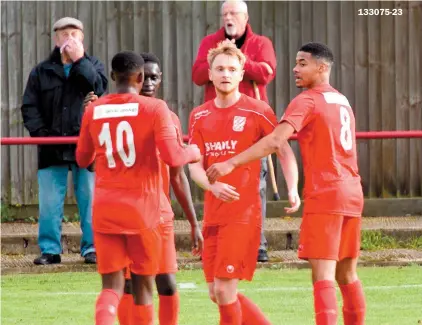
[259,157,268,251]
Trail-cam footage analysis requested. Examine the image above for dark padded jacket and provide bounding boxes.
[21,47,108,169]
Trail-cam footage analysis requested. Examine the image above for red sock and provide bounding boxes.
[117,293,133,325]
[159,293,180,325]
[313,280,338,325]
[95,289,120,325]
[132,304,154,325]
[237,293,271,325]
[339,280,366,325]
[218,300,242,325]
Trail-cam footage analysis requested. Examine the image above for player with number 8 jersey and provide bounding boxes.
[280,85,363,219]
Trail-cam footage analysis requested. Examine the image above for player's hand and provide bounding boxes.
[186,144,201,163]
[284,188,301,214]
[206,161,235,184]
[259,62,273,75]
[64,38,84,62]
[83,92,98,108]
[209,181,240,202]
[191,225,203,257]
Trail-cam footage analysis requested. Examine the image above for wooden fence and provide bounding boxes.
[1,1,421,205]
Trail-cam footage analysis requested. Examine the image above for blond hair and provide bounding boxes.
[207,40,246,68]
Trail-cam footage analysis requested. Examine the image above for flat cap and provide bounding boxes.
[53,17,83,32]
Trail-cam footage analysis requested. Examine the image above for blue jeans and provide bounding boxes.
[259,157,268,251]
[37,164,95,257]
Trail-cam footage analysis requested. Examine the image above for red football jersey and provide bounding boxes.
[189,94,277,226]
[280,84,364,216]
[158,111,184,222]
[76,93,182,234]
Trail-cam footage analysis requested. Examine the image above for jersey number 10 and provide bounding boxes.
[98,121,136,168]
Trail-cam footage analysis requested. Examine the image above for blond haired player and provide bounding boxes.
[188,40,300,325]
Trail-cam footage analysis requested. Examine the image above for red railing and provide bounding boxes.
[1,130,422,145]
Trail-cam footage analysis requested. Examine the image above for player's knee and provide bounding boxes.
[335,269,358,285]
[213,282,231,303]
[209,292,217,303]
[336,258,358,285]
[155,274,177,296]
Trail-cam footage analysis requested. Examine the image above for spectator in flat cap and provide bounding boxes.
[53,17,84,31]
[21,16,108,266]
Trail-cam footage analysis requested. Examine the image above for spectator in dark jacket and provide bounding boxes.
[192,0,277,262]
[21,17,108,265]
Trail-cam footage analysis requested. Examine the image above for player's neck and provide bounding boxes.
[115,85,140,95]
[309,78,330,89]
[214,90,242,108]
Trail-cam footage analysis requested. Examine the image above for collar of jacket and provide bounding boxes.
[217,23,255,44]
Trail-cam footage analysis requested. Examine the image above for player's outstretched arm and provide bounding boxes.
[158,141,200,167]
[206,122,295,183]
[170,166,203,254]
[154,103,201,167]
[189,157,240,202]
[276,142,301,213]
[76,107,95,168]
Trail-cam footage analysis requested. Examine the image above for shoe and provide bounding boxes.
[33,254,61,265]
[257,249,269,263]
[84,252,97,264]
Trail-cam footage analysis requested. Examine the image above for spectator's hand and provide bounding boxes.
[84,92,98,108]
[259,62,273,75]
[191,225,203,257]
[64,39,84,62]
[209,181,240,202]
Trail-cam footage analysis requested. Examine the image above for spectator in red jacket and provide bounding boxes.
[192,0,276,104]
[192,0,277,263]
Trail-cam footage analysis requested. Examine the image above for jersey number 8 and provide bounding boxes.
[98,121,136,168]
[339,106,353,151]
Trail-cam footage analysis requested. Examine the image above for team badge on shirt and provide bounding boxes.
[233,116,246,132]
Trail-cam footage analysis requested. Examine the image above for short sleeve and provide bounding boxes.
[170,112,184,146]
[257,103,278,138]
[153,101,178,142]
[188,110,206,155]
[280,94,315,132]
[76,105,95,167]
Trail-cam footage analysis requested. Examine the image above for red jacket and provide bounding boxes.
[192,24,277,104]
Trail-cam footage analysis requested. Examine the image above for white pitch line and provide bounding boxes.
[2,284,421,297]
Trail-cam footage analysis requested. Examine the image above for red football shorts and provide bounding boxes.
[298,214,362,261]
[122,221,177,279]
[202,222,261,283]
[94,228,161,275]
[157,221,178,274]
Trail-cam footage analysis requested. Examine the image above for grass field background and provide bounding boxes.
[2,266,421,325]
